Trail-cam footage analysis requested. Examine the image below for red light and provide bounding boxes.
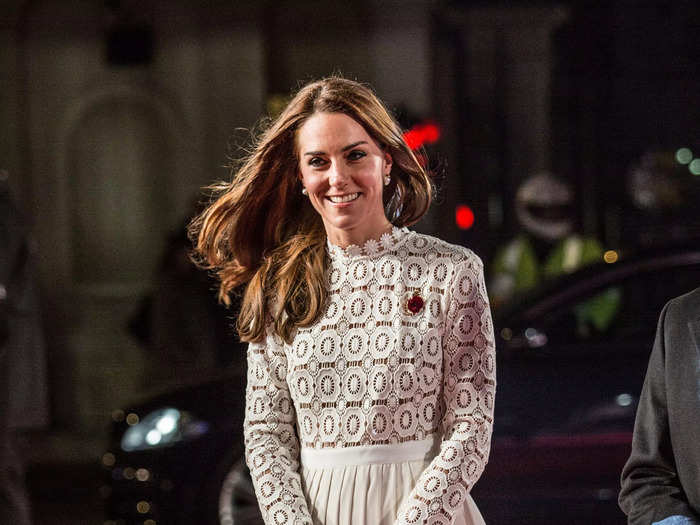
[402,122,441,150]
[455,205,475,230]
[422,123,440,142]
[403,130,421,150]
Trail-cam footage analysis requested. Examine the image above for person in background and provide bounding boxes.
[490,172,603,306]
[490,172,620,336]
[191,77,496,525]
[1,169,48,525]
[619,287,700,524]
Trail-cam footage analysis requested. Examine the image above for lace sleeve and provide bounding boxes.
[244,330,314,525]
[396,256,496,525]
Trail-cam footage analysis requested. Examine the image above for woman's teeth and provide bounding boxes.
[328,193,360,203]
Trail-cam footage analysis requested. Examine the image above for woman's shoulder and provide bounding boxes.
[405,230,483,268]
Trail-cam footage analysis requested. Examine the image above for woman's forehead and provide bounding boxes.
[297,112,376,152]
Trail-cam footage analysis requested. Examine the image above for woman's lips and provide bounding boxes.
[326,192,360,203]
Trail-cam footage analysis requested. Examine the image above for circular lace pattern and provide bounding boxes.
[245,229,496,525]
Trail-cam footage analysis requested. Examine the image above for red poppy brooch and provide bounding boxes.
[405,292,424,314]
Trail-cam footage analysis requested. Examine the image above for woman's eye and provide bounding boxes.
[347,150,366,161]
[308,157,326,167]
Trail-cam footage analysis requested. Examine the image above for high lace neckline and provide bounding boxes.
[326,226,409,260]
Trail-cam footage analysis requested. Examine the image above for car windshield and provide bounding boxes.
[493,253,700,438]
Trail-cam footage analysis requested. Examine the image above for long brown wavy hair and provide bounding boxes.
[190,76,432,343]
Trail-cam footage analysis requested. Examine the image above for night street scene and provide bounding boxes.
[2,1,700,524]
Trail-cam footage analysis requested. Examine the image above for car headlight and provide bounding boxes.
[120,407,209,452]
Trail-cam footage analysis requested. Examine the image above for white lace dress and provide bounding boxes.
[244,227,496,525]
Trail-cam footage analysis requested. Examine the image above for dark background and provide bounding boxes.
[1,0,699,522]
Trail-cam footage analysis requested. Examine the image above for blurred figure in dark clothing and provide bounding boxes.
[619,287,700,524]
[129,207,246,392]
[1,169,48,525]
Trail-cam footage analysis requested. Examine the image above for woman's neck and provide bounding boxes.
[325,221,393,249]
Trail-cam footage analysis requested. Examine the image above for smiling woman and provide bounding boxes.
[189,77,495,525]
[297,112,394,247]
[190,76,431,344]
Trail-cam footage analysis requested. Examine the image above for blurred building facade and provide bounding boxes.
[0,0,437,439]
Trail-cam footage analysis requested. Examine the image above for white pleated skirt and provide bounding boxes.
[300,437,485,525]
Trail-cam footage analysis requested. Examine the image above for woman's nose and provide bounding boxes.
[328,161,349,188]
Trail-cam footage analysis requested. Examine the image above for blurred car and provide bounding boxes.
[103,244,700,525]
[102,369,252,525]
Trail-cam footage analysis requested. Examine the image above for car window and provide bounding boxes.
[533,263,700,351]
[495,261,700,437]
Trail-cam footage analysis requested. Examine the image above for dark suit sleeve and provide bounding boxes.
[619,301,700,524]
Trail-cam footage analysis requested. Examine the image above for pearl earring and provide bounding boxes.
[384,175,391,186]
[302,187,308,195]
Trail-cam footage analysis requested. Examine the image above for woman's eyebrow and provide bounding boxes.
[303,141,368,156]
[341,141,368,152]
